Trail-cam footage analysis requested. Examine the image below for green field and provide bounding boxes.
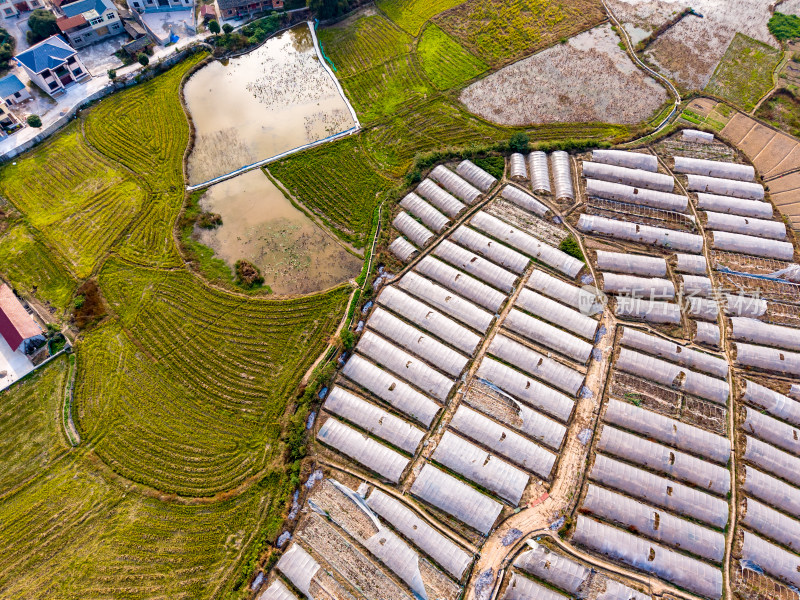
[433,0,606,67]
[705,33,782,112]
[416,24,487,90]
[377,0,465,36]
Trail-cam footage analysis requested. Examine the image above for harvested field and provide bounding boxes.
[610,371,681,418]
[705,33,782,112]
[434,0,607,68]
[459,24,668,125]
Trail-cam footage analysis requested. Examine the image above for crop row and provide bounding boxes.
[117,191,185,268]
[416,23,488,91]
[268,136,392,247]
[318,14,412,77]
[376,0,464,36]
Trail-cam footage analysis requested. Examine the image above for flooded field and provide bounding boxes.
[195,169,362,295]
[184,24,356,185]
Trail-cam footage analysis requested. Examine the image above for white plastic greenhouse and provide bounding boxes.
[743,466,800,518]
[500,185,549,217]
[416,178,466,218]
[694,321,720,347]
[514,541,589,595]
[505,308,593,363]
[430,165,482,204]
[615,298,681,324]
[389,237,417,262]
[450,225,530,274]
[735,342,800,376]
[585,178,688,212]
[742,497,800,553]
[682,129,714,143]
[276,544,319,596]
[743,407,800,457]
[515,288,598,340]
[393,211,434,248]
[582,162,675,192]
[742,379,800,428]
[456,160,497,193]
[578,214,704,253]
[620,327,728,377]
[731,317,800,352]
[528,151,551,194]
[595,250,667,277]
[686,174,764,200]
[703,211,786,240]
[602,273,675,299]
[592,149,658,172]
[415,256,507,312]
[711,230,794,260]
[551,151,574,200]
[400,192,450,232]
[509,153,527,180]
[673,156,754,181]
[695,192,774,219]
[744,435,800,487]
[433,240,518,292]
[741,531,800,588]
[527,269,604,315]
[675,253,707,275]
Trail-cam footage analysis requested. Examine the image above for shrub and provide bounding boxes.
[26,114,41,127]
[222,23,233,34]
[558,235,584,261]
[0,26,15,65]
[137,53,149,66]
[474,156,504,179]
[508,132,530,153]
[197,211,222,229]
[308,0,349,20]
[73,295,85,309]
[340,329,354,350]
[235,259,264,288]
[769,12,800,41]
[107,68,116,80]
[208,19,220,34]
[26,9,57,44]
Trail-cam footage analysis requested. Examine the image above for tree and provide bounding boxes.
[508,132,530,153]
[222,23,233,34]
[0,26,15,66]
[208,19,220,34]
[137,52,149,66]
[307,0,349,20]
[26,114,41,127]
[107,68,116,80]
[26,9,58,44]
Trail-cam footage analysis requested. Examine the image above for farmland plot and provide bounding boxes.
[416,23,487,90]
[376,0,465,36]
[460,25,668,125]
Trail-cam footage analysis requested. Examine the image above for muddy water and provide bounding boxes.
[196,169,362,295]
[184,24,356,185]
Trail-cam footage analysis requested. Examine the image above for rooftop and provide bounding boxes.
[0,74,26,99]
[0,284,41,352]
[57,14,89,32]
[15,35,76,74]
[61,0,107,18]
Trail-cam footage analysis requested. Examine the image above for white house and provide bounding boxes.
[0,0,45,19]
[15,34,89,96]
[55,0,124,48]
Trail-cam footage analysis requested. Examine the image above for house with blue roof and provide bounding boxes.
[0,74,30,107]
[55,0,123,48]
[15,35,89,97]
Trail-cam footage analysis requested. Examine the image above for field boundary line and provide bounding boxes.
[309,19,361,126]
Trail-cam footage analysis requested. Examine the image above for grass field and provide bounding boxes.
[756,89,800,138]
[433,0,606,67]
[0,223,76,314]
[268,136,392,246]
[376,0,465,36]
[705,33,782,111]
[317,14,412,77]
[416,24,487,90]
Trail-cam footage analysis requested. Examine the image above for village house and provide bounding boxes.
[216,0,282,20]
[54,0,124,48]
[0,0,45,19]
[0,74,30,106]
[0,284,43,355]
[15,34,89,96]
[126,0,193,14]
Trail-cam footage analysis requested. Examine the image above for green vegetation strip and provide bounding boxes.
[376,0,464,36]
[416,23,487,90]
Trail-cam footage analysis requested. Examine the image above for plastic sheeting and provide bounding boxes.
[410,464,502,534]
[416,179,466,218]
[621,327,728,377]
[674,156,755,181]
[682,129,714,143]
[366,489,473,580]
[489,334,585,396]
[615,298,682,324]
[324,386,425,453]
[585,178,688,212]
[450,225,530,274]
[725,294,768,318]
[741,531,800,588]
[416,256,507,312]
[596,250,667,277]
[317,417,410,482]
[704,211,786,241]
[505,308,593,363]
[433,240,518,292]
[551,151,574,200]
[743,466,800,517]
[368,308,469,377]
[515,288,598,340]
[742,497,800,553]
[604,399,730,463]
[598,425,730,495]
[430,165,482,204]
[696,192,774,219]
[471,211,584,278]
[503,572,565,600]
[527,269,604,315]
[745,435,800,487]
[735,342,800,376]
[675,253,707,275]
[389,237,417,262]
[276,543,319,597]
[357,331,454,401]
[593,149,658,172]
[686,174,764,200]
[394,211,434,248]
[680,275,712,298]
[731,317,800,352]
[590,455,729,528]
[582,484,725,562]
[477,356,575,422]
[342,354,440,426]
[400,192,450,232]
[398,272,494,332]
[529,151,551,193]
[258,579,298,600]
[597,580,650,600]
[694,321,720,347]
[450,405,557,478]
[572,516,722,599]
[500,185,549,217]
[432,431,530,504]
[582,162,675,192]
[514,540,589,594]
[456,160,497,193]
[377,286,481,355]
[602,273,675,299]
[578,215,704,253]
[742,379,800,428]
[616,348,729,404]
[509,154,527,180]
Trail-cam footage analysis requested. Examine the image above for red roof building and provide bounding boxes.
[0,284,41,352]
[200,4,216,20]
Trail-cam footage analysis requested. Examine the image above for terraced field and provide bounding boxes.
[433,0,606,67]
[74,259,351,497]
[376,0,465,36]
[417,24,487,90]
[268,136,393,246]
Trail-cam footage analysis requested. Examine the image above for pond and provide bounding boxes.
[195,169,362,295]
[184,23,356,185]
